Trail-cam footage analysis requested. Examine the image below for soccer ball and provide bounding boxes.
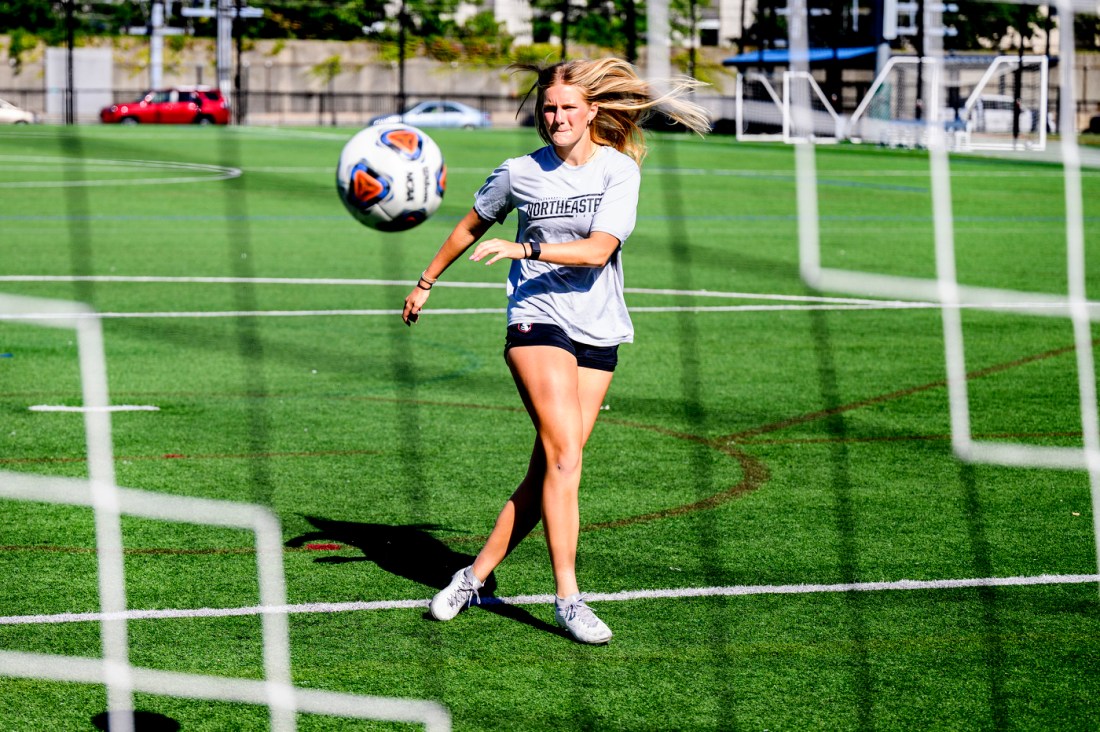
[335,124,446,232]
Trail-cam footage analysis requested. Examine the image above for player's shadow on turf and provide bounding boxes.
[92,710,180,731]
[287,516,559,635]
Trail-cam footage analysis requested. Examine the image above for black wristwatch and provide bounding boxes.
[528,241,541,261]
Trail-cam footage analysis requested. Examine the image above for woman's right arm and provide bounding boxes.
[402,207,495,325]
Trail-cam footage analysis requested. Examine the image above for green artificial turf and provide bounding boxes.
[0,124,1097,730]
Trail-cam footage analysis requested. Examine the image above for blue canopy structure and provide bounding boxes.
[722,46,877,66]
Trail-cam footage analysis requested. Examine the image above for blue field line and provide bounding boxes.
[649,168,929,193]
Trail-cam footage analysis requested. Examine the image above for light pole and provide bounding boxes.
[64,0,74,124]
[688,0,698,81]
[397,0,408,115]
[560,0,570,60]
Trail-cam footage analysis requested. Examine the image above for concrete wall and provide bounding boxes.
[43,47,112,119]
[2,35,1098,129]
[1076,53,1100,131]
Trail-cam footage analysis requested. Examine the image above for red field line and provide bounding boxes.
[0,449,380,466]
[721,339,1090,444]
[1,339,1088,556]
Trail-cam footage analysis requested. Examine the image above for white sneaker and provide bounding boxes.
[554,593,612,644]
[429,566,483,621]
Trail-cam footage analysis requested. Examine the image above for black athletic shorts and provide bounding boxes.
[504,322,619,372]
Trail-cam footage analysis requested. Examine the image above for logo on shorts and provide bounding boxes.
[517,323,533,333]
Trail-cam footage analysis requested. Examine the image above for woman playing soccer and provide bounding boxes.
[402,58,709,644]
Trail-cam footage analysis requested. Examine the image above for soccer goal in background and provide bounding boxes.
[951,54,1049,151]
[847,56,937,148]
[735,71,843,143]
[735,72,786,141]
[847,54,1049,151]
[783,70,843,144]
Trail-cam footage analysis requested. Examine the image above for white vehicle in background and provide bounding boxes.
[0,97,37,124]
[368,100,491,129]
[966,94,1034,134]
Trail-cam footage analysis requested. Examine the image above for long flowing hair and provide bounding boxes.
[512,58,710,165]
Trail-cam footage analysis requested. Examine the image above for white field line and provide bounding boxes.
[28,405,160,413]
[0,275,889,304]
[2,302,1092,320]
[0,156,240,189]
[1,573,1095,627]
[0,272,1083,317]
[2,275,1092,318]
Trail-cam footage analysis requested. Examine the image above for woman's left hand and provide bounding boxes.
[469,238,528,267]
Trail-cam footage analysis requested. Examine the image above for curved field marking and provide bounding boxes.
[0,155,240,189]
[0,334,1085,622]
[443,417,769,546]
[3,396,767,549]
[3,335,1081,555]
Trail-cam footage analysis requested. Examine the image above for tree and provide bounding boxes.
[402,0,461,39]
[944,1,1045,52]
[241,0,388,41]
[1074,11,1100,52]
[529,0,643,60]
[740,0,786,53]
[454,10,513,64]
[1,0,62,34]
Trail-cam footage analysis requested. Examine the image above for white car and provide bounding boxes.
[369,100,490,129]
[0,97,37,124]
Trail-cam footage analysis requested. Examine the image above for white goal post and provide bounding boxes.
[735,72,785,141]
[783,70,842,144]
[847,56,940,149]
[847,54,1049,152]
[956,54,1049,151]
[734,71,842,144]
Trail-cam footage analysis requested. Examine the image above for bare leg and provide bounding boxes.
[470,345,612,597]
[470,442,545,581]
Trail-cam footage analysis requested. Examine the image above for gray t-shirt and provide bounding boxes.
[473,145,641,347]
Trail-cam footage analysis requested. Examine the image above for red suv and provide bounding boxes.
[100,86,231,125]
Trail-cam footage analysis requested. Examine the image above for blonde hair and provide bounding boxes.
[512,58,710,165]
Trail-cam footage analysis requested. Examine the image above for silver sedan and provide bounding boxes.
[370,100,491,129]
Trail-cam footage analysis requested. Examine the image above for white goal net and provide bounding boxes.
[735,72,785,141]
[783,70,842,143]
[791,0,1100,593]
[0,293,452,732]
[848,54,1049,152]
[847,56,934,148]
[951,55,1049,151]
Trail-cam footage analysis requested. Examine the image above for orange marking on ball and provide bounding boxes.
[353,170,384,201]
[386,130,421,155]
